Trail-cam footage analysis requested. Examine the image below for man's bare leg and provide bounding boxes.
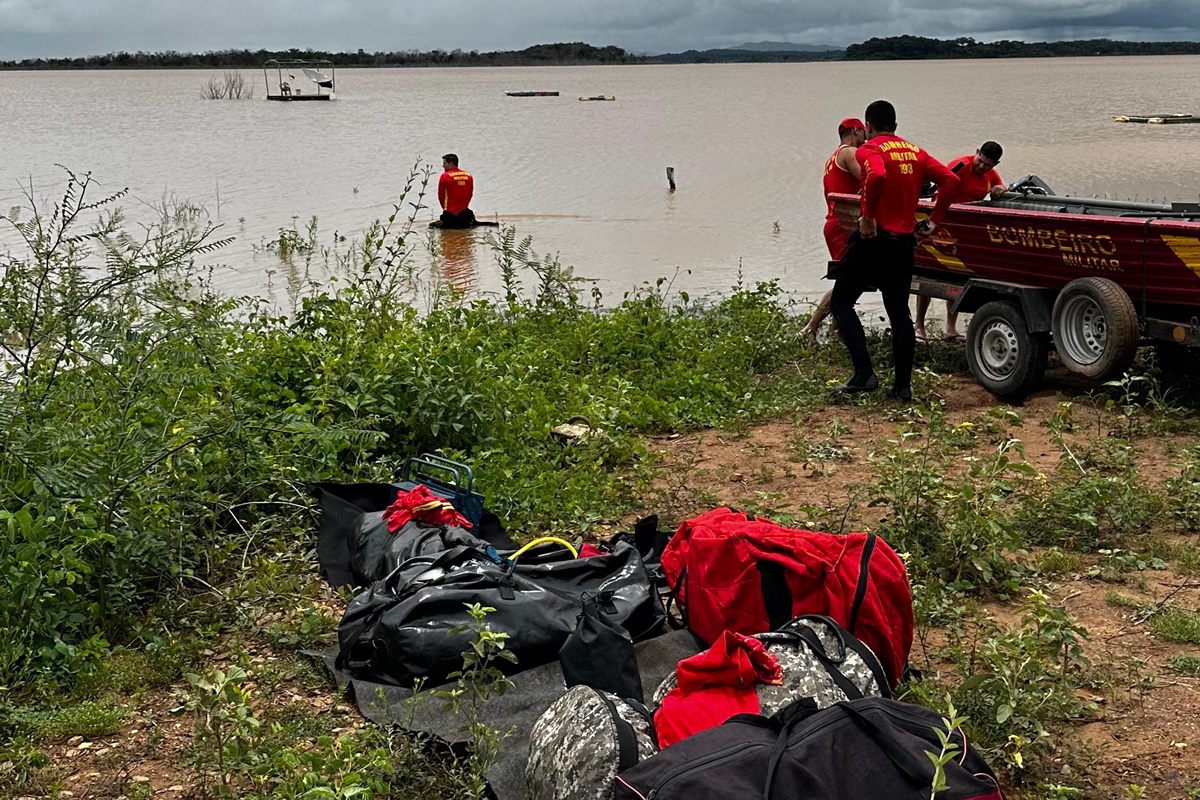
[944,303,962,340]
[803,290,834,337]
[914,294,931,342]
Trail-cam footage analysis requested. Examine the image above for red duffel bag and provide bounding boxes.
[661,507,913,689]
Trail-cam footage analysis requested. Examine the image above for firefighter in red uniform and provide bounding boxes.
[915,140,1005,342]
[829,100,959,402]
[438,153,476,229]
[804,117,866,338]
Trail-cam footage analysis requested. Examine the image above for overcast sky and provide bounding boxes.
[1,0,1198,59]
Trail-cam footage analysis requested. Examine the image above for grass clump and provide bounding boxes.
[1167,654,1200,676]
[2,699,127,742]
[1149,607,1200,645]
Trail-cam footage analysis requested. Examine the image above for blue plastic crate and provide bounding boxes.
[396,454,485,530]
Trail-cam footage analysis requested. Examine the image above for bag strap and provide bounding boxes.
[847,533,877,634]
[664,566,688,630]
[597,692,641,773]
[763,628,864,702]
[623,698,659,753]
[757,560,794,631]
[783,615,891,699]
[790,627,864,701]
[761,699,820,800]
[838,702,934,789]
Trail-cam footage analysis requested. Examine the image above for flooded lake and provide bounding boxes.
[1,57,1198,308]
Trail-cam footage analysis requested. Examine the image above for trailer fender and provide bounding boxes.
[951,280,1057,333]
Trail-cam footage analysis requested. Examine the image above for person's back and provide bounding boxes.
[438,153,476,228]
[856,134,954,235]
[829,100,959,402]
[439,166,473,215]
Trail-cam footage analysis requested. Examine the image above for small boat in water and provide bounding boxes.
[1113,113,1199,124]
[505,91,559,97]
[579,95,616,101]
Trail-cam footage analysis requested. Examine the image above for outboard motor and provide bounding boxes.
[1008,175,1055,196]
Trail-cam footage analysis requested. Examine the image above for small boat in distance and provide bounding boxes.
[264,59,335,101]
[1114,113,1199,124]
[505,91,559,97]
[579,95,616,101]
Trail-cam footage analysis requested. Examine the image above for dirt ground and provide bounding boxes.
[32,371,1200,800]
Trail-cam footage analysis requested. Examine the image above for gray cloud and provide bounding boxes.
[0,0,1196,59]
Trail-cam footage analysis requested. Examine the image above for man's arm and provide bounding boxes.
[923,154,960,225]
[437,172,451,210]
[837,145,862,180]
[987,168,1005,199]
[857,146,886,219]
[856,146,886,238]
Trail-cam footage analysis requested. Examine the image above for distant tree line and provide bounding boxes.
[0,42,642,70]
[843,35,1200,60]
[3,37,1199,70]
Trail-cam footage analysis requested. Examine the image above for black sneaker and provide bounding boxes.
[840,373,879,393]
[887,386,913,402]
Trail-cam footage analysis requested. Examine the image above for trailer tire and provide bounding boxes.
[966,300,1048,399]
[1051,277,1139,381]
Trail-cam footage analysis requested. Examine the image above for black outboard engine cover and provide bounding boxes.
[1008,174,1055,195]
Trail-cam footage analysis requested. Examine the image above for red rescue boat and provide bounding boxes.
[829,179,1200,398]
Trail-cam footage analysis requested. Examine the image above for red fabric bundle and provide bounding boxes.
[654,631,783,748]
[382,484,472,533]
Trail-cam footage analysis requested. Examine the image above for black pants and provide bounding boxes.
[829,233,917,392]
[439,209,476,229]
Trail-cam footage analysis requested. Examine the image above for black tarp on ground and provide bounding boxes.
[322,628,704,800]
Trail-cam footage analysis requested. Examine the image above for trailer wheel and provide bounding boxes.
[966,301,1048,399]
[1051,277,1139,380]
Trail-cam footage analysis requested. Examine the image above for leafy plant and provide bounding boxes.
[435,603,516,800]
[925,697,968,798]
[185,666,261,788]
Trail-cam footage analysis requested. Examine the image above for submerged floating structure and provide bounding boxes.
[1113,113,1200,124]
[264,59,335,101]
[505,91,559,97]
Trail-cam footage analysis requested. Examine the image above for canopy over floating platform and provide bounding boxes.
[1114,113,1199,124]
[264,59,336,101]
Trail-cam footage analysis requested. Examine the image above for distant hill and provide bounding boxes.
[649,47,843,64]
[733,41,842,52]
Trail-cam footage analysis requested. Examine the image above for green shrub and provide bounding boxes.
[0,169,832,690]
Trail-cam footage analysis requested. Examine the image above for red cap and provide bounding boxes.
[838,117,865,134]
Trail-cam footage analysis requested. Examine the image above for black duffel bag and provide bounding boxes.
[351,515,488,585]
[336,542,665,687]
[614,697,1004,800]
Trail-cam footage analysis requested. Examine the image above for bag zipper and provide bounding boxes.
[642,711,851,798]
[643,743,767,799]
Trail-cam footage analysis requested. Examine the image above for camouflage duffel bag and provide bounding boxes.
[527,685,657,800]
[653,614,891,710]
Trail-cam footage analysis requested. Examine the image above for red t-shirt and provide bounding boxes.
[947,155,1003,202]
[438,168,474,214]
[823,144,860,220]
[857,134,959,234]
